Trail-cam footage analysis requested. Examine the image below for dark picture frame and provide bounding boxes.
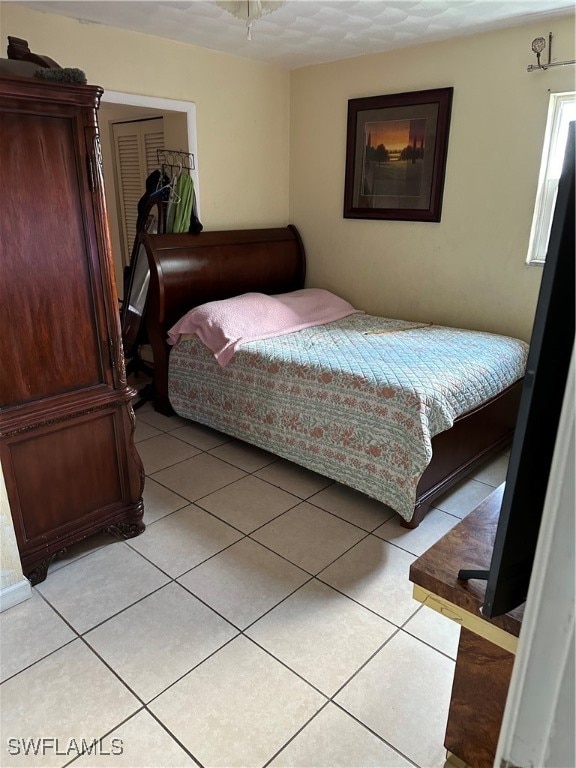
[343,87,453,222]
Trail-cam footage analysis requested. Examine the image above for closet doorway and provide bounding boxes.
[98,92,199,299]
[111,116,165,273]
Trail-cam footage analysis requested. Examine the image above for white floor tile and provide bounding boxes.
[251,502,365,574]
[469,451,509,487]
[142,477,188,525]
[84,583,237,702]
[246,580,395,696]
[208,439,278,472]
[432,478,495,518]
[269,703,412,767]
[196,475,299,533]
[127,504,243,578]
[36,542,169,634]
[335,631,454,768]
[133,420,161,444]
[319,535,418,626]
[373,507,460,557]
[0,592,75,683]
[149,635,325,768]
[4,446,483,768]
[178,538,309,629]
[0,640,139,768]
[151,453,246,502]
[308,483,396,531]
[404,606,461,660]
[135,410,190,432]
[136,434,202,475]
[169,422,232,450]
[73,710,197,767]
[255,460,333,499]
[48,532,116,575]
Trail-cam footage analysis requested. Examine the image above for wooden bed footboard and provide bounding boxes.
[405,379,523,528]
[141,224,522,525]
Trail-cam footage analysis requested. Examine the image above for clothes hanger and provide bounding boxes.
[155,164,181,203]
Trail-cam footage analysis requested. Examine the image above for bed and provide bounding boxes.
[141,225,526,527]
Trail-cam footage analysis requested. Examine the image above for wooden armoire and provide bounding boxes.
[0,73,145,584]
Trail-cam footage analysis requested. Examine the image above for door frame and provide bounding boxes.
[101,91,200,217]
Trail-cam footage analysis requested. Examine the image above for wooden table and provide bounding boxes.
[409,484,524,768]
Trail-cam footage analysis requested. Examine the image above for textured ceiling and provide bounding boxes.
[14,1,575,69]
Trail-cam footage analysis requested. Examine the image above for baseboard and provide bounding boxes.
[0,578,32,612]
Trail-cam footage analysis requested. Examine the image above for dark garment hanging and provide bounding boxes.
[189,183,203,233]
[136,170,171,233]
[136,170,160,232]
[137,167,202,235]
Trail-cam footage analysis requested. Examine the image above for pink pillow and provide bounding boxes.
[167,288,362,366]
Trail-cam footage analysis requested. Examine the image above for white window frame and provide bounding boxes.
[526,92,576,266]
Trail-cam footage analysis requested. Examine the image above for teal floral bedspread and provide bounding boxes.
[168,315,528,521]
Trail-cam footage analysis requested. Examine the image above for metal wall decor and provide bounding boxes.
[527,32,576,72]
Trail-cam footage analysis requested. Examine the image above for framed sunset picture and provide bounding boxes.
[343,88,453,222]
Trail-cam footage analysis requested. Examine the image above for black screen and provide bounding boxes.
[482,121,575,618]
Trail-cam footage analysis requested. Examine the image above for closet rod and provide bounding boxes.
[527,59,576,72]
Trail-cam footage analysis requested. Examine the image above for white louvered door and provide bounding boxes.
[112,118,164,265]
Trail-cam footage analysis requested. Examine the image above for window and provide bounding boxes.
[526,92,576,265]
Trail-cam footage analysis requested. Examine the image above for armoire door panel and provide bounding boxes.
[1,72,144,585]
[7,411,123,542]
[0,111,104,406]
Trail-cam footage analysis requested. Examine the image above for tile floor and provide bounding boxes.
[0,402,509,768]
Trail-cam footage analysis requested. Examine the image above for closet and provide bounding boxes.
[111,117,165,265]
[119,148,201,407]
[0,72,145,584]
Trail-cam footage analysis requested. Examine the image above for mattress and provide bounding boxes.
[168,314,528,521]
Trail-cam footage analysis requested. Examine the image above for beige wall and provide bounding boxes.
[163,112,189,155]
[1,3,291,232]
[4,5,573,343]
[0,464,25,591]
[289,15,575,341]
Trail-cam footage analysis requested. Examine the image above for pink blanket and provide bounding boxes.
[167,288,362,366]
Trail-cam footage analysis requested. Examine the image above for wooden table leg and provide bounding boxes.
[445,627,515,768]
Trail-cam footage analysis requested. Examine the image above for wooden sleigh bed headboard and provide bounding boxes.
[141,225,306,415]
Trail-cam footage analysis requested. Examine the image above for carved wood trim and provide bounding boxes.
[1,393,137,437]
